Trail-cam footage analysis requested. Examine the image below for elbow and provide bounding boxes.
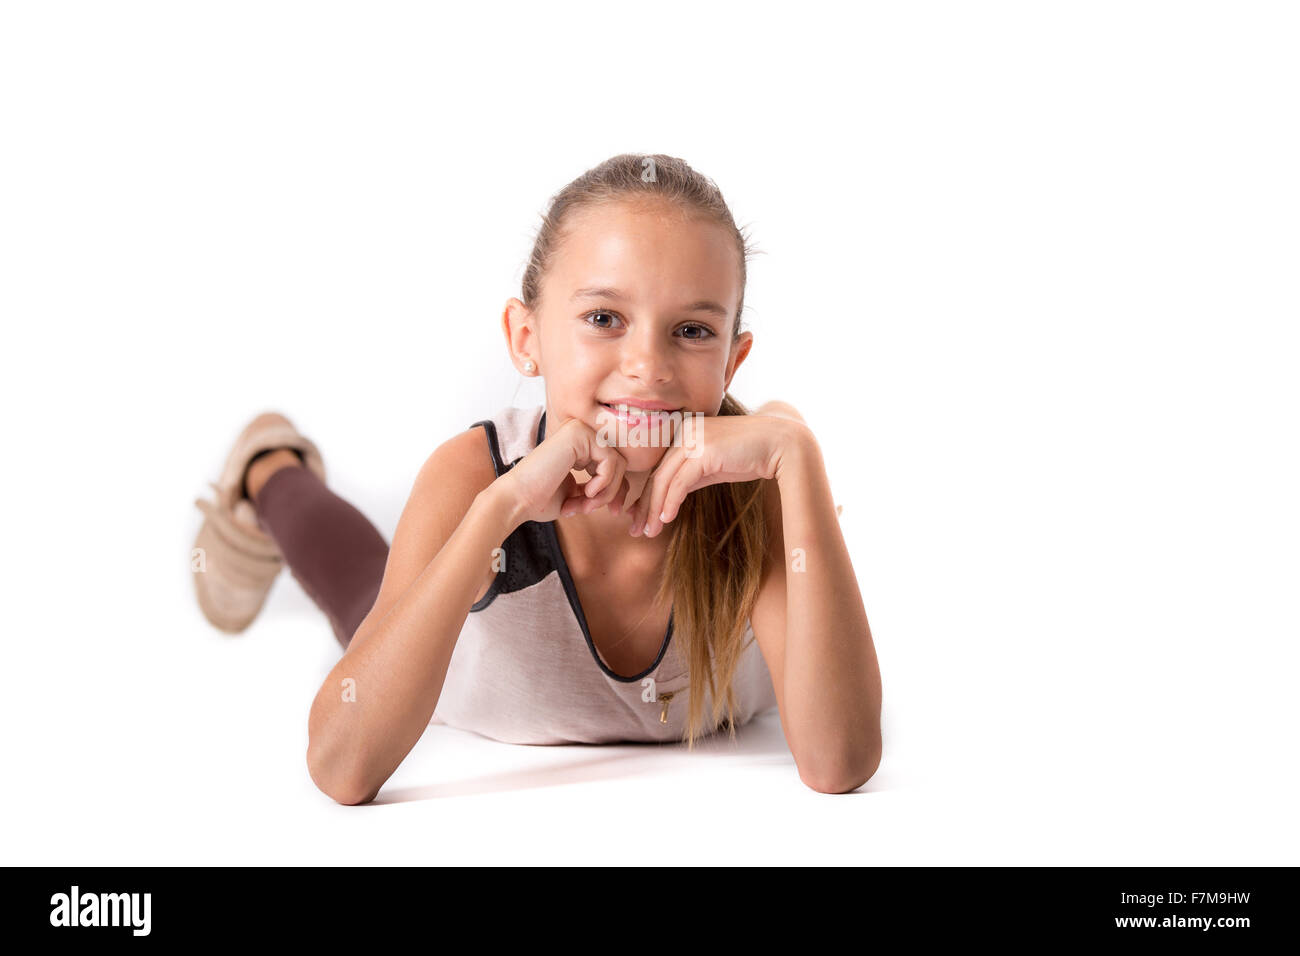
[306,740,380,806]
[333,782,381,806]
[798,739,882,795]
[307,689,380,805]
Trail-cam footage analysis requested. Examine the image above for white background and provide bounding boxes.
[2,1,1296,864]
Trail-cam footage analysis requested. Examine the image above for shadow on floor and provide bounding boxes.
[374,710,796,803]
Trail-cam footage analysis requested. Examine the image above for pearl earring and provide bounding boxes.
[523,360,535,374]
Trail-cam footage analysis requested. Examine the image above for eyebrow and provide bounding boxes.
[570,286,731,321]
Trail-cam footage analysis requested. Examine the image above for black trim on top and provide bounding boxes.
[470,419,509,477]
[469,569,503,613]
[471,408,544,480]
[472,519,552,613]
[541,518,675,684]
[468,411,543,611]
[468,418,509,611]
[468,406,674,681]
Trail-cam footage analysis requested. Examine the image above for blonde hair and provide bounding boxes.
[521,153,767,748]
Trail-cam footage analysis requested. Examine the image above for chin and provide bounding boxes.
[619,444,672,470]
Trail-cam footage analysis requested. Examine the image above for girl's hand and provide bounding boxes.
[497,416,632,526]
[626,413,798,537]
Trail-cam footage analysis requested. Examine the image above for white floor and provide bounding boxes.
[6,540,1294,866]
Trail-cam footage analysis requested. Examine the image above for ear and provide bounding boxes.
[722,330,754,392]
[503,297,538,373]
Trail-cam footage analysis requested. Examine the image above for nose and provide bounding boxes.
[618,326,674,387]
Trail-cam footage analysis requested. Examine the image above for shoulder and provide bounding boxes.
[413,423,499,501]
[387,424,501,557]
[347,424,501,646]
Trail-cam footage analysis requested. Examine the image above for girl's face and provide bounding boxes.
[506,198,754,474]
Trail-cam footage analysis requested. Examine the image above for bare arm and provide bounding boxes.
[748,401,881,793]
[771,426,881,790]
[305,434,520,805]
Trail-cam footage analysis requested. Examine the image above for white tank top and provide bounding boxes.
[429,403,779,745]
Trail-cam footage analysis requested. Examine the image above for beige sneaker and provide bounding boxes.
[191,411,327,633]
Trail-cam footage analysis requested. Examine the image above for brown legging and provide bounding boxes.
[253,463,389,649]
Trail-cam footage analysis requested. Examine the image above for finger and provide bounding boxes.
[558,475,589,517]
[643,450,686,537]
[580,427,624,499]
[585,443,623,501]
[658,459,700,527]
[607,475,631,516]
[588,453,626,511]
[636,451,679,537]
[583,453,612,500]
[578,477,603,511]
[629,472,656,535]
[562,491,591,516]
[583,439,626,512]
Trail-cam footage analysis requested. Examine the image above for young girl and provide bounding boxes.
[191,153,882,802]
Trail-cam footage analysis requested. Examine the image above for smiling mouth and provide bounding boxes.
[598,402,681,424]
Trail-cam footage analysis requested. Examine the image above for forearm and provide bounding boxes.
[776,428,882,784]
[306,484,521,803]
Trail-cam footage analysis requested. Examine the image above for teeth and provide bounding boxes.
[610,403,671,417]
